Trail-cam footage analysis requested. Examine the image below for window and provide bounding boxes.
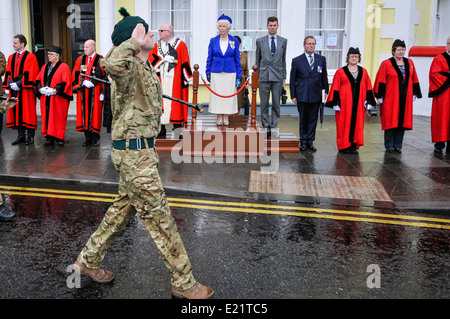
[150,0,191,49]
[305,0,346,70]
[218,0,278,68]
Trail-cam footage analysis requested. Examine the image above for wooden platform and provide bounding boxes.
[155,115,299,156]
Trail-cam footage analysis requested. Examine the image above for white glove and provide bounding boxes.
[365,101,373,110]
[413,95,417,102]
[100,94,104,101]
[42,87,55,96]
[163,55,175,63]
[82,80,95,88]
[377,98,383,104]
[333,105,341,111]
[10,82,20,91]
[39,87,47,95]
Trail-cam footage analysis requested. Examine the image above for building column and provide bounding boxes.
[0,0,16,57]
[98,0,116,56]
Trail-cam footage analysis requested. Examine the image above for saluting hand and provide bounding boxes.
[132,23,147,47]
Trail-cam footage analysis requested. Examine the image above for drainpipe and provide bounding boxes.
[371,0,385,79]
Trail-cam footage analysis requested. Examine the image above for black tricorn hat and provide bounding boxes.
[48,46,62,55]
[347,47,360,55]
[392,39,406,48]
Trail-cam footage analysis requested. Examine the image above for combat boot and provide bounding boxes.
[0,205,15,221]
[172,282,215,299]
[74,261,115,283]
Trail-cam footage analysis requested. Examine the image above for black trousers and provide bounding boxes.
[297,102,320,145]
[18,125,35,138]
[84,130,100,142]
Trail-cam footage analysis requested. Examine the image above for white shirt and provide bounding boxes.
[16,49,26,56]
[306,52,314,64]
[220,38,228,55]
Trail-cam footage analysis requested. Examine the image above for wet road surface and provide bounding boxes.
[0,185,449,300]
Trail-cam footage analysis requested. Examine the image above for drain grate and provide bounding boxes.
[249,171,392,202]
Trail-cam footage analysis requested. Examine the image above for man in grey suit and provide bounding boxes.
[256,16,287,138]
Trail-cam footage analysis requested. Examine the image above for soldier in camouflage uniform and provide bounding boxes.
[74,19,214,299]
[0,99,17,221]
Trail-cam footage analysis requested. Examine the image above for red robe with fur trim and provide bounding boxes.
[326,66,376,150]
[2,51,39,130]
[374,58,422,131]
[429,52,450,143]
[72,53,105,134]
[36,62,73,140]
[149,38,193,125]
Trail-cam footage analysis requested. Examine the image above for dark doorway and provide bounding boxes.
[70,0,96,69]
[31,0,72,67]
[30,0,95,69]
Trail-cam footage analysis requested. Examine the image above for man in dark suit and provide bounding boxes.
[256,16,287,138]
[290,36,329,151]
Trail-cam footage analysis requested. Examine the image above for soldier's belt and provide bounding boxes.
[113,138,155,150]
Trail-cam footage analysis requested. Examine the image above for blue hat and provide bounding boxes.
[218,14,232,24]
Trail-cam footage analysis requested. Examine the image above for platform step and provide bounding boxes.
[155,115,299,156]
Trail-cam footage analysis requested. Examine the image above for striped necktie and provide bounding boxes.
[16,52,21,70]
[309,55,314,70]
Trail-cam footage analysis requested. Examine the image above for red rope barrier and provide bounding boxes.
[201,76,249,99]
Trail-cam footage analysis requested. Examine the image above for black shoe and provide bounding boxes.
[386,149,394,153]
[0,205,15,221]
[44,140,55,147]
[82,140,92,147]
[57,141,65,147]
[308,143,317,152]
[92,140,100,147]
[394,148,402,153]
[300,142,307,151]
[434,142,445,152]
[11,136,25,145]
[25,136,34,145]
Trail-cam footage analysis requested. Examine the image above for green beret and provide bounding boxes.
[111,7,149,46]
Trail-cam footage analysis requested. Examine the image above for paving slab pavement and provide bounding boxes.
[0,114,449,214]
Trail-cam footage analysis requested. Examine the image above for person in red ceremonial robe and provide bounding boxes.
[2,34,39,146]
[374,39,422,153]
[149,24,193,137]
[36,46,73,147]
[429,37,450,153]
[326,47,376,154]
[72,39,106,147]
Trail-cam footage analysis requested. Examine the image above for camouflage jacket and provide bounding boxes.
[101,38,162,141]
[0,101,6,114]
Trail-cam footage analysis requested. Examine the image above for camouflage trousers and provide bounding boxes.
[77,147,196,291]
